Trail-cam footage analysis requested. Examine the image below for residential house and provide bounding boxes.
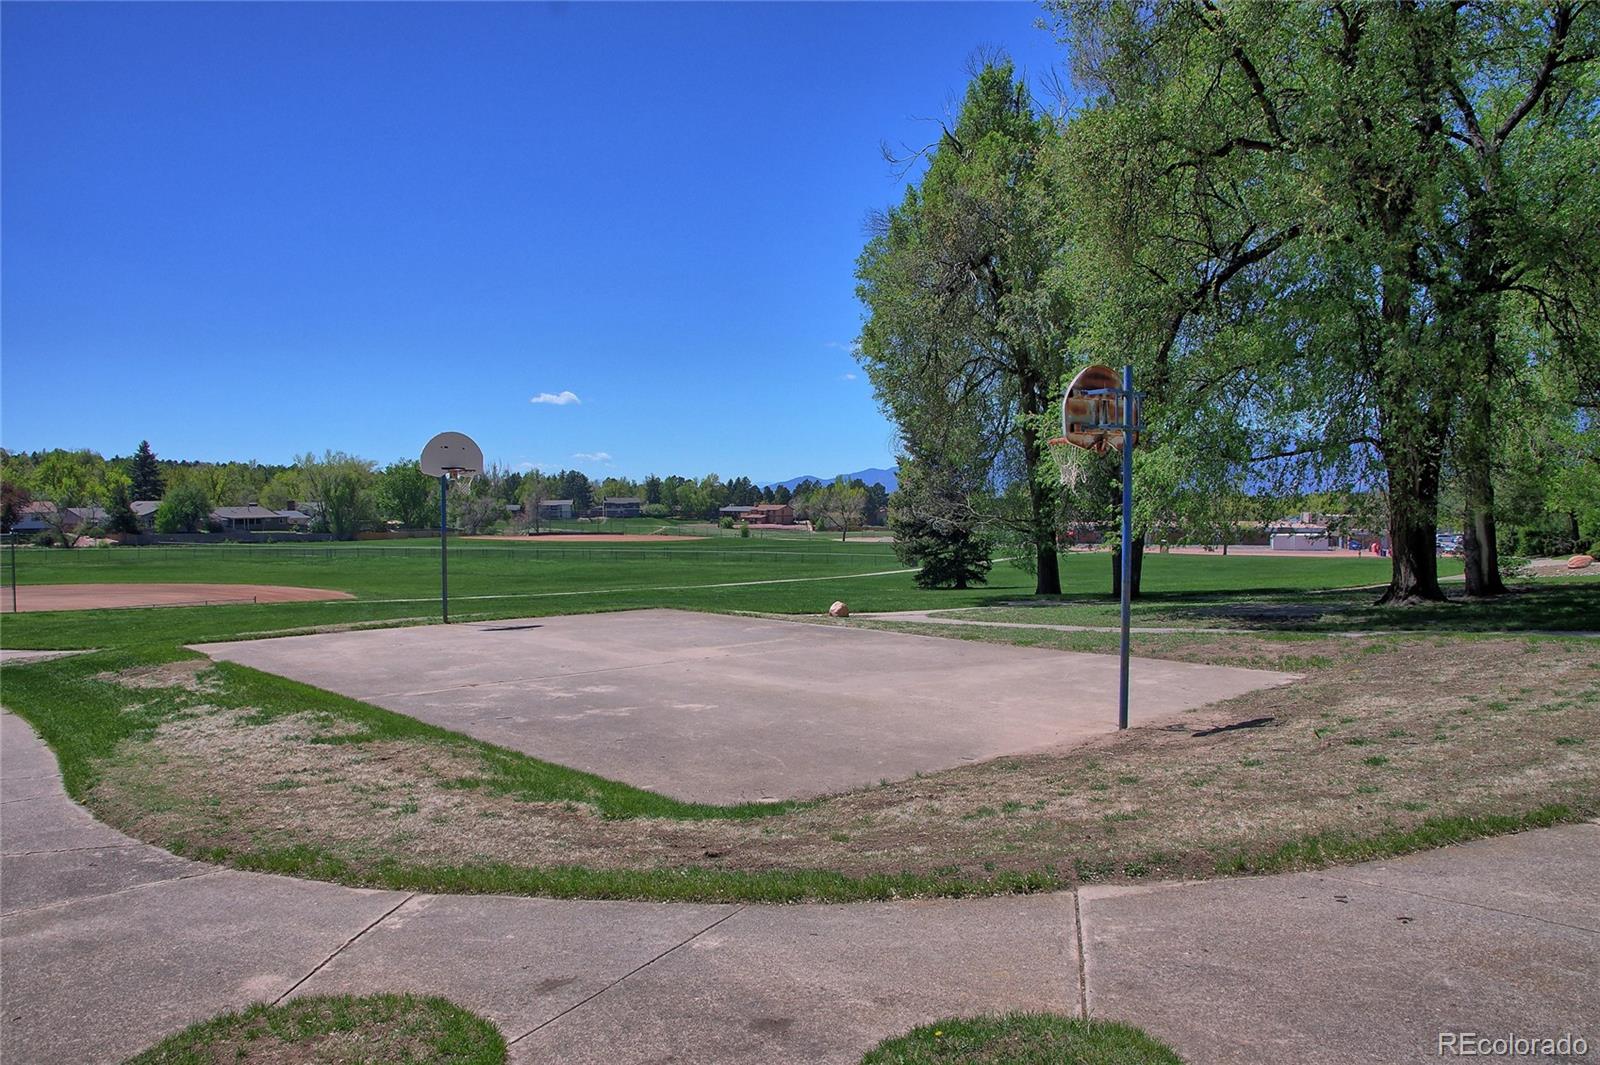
[10,502,108,535]
[718,505,756,520]
[748,502,795,525]
[211,505,290,533]
[131,500,161,530]
[603,497,643,519]
[537,499,575,521]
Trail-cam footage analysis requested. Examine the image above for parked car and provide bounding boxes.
[1436,533,1463,555]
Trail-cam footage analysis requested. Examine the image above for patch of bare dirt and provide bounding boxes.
[87,637,1600,892]
[95,659,219,692]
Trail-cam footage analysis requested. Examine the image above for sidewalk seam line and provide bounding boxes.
[3,840,147,858]
[272,892,415,1005]
[507,905,746,1046]
[1319,872,1600,934]
[1,868,218,918]
[1073,889,1089,1020]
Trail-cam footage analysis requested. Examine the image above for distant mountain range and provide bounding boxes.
[765,467,898,493]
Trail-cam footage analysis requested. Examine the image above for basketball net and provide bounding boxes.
[1047,438,1097,489]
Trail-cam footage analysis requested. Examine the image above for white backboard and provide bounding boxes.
[420,432,483,477]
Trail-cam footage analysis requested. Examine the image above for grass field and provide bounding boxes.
[0,540,1449,649]
[1,543,1591,905]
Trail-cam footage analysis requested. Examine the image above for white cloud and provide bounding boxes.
[572,451,613,463]
[826,339,862,355]
[530,390,581,406]
[841,372,858,381]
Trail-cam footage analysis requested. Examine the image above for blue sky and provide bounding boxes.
[2,2,1067,481]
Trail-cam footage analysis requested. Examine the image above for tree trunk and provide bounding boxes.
[1020,415,1062,597]
[1457,340,1506,596]
[1460,456,1505,596]
[1377,452,1446,605]
[1111,533,1145,600]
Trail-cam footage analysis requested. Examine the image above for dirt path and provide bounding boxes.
[0,583,353,613]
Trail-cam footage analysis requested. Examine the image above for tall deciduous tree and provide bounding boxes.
[1051,0,1598,604]
[154,481,211,533]
[857,61,1071,594]
[296,451,375,540]
[375,460,435,529]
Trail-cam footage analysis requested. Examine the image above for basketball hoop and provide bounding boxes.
[421,431,483,624]
[1046,364,1143,486]
[1047,364,1146,733]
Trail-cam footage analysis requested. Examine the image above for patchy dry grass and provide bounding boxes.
[45,630,1599,900]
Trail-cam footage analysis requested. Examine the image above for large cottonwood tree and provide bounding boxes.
[856,62,1073,595]
[1051,0,1598,603]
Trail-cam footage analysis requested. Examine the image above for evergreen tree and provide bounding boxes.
[890,454,993,589]
[129,440,164,500]
[103,480,141,534]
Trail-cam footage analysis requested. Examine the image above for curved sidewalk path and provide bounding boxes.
[2,709,1596,1064]
[850,609,1600,639]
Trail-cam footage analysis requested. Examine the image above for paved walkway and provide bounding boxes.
[2,710,1595,1064]
[851,609,1600,639]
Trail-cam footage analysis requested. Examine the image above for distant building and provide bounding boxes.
[131,500,161,530]
[748,502,795,525]
[538,499,575,520]
[718,505,756,519]
[603,497,643,519]
[211,505,290,532]
[10,502,108,534]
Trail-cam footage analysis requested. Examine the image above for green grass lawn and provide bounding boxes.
[860,1014,1183,1065]
[930,578,1594,635]
[123,994,505,1065]
[0,542,1453,649]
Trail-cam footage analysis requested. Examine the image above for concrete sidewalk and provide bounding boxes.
[2,709,1595,1064]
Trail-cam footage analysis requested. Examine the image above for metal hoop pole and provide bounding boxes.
[439,474,449,624]
[1118,363,1135,730]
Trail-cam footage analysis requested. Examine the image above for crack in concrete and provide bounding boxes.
[507,905,747,1046]
[1319,871,1600,935]
[1,790,70,806]
[273,892,416,1005]
[1,868,219,919]
[2,841,146,858]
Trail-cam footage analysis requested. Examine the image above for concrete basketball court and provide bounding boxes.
[195,609,1294,804]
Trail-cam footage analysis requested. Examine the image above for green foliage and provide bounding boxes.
[153,481,211,533]
[128,440,164,500]
[797,477,868,541]
[296,451,375,540]
[102,478,141,535]
[856,61,1069,593]
[892,456,993,589]
[1050,0,1600,602]
[376,459,436,529]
